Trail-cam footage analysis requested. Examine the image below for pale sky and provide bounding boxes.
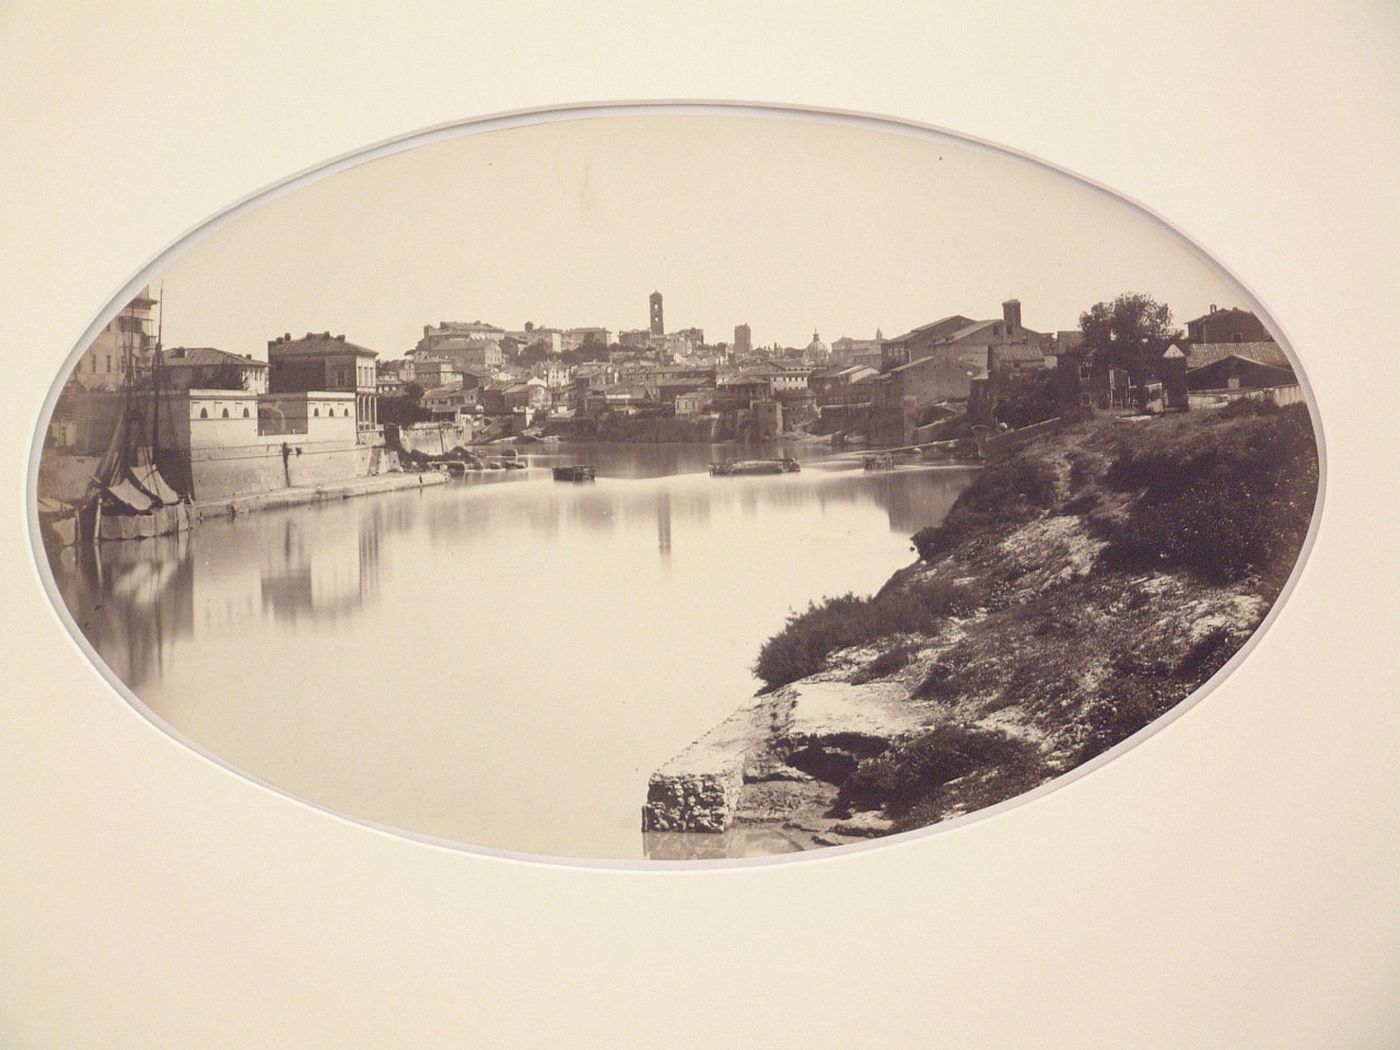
[152,114,1245,359]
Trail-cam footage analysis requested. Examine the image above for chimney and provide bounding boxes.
[336,334,345,341]
[1002,298,1022,330]
[1209,304,1217,313]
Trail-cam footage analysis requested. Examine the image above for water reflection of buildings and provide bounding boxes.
[258,516,380,623]
[47,462,976,695]
[49,504,392,692]
[422,463,978,558]
[48,535,195,693]
[656,491,671,556]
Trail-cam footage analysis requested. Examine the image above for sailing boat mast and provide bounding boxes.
[151,280,164,454]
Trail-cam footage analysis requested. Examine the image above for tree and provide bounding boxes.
[993,369,1058,429]
[204,362,248,390]
[377,395,433,427]
[403,381,425,402]
[1078,293,1183,382]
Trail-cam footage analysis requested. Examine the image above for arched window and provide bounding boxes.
[221,408,230,418]
[314,407,320,417]
[344,408,350,417]
[242,407,250,418]
[199,407,208,418]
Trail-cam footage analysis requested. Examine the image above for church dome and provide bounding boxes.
[805,330,829,357]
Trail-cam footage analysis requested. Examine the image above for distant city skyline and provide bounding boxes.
[151,114,1247,361]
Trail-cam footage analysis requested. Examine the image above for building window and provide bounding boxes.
[199,407,208,418]
[106,355,112,373]
[221,408,229,418]
[314,407,320,417]
[243,407,250,418]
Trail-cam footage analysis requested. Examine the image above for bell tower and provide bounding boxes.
[649,290,664,336]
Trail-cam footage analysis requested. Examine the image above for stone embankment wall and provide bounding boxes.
[394,422,473,456]
[981,415,1062,460]
[181,439,372,500]
[1189,383,1304,410]
[39,388,376,502]
[642,681,923,835]
[643,760,746,833]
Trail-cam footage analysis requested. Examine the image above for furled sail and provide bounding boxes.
[104,473,155,513]
[131,461,182,505]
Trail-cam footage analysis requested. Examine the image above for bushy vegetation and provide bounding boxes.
[754,579,977,689]
[850,642,918,684]
[378,395,435,427]
[1098,403,1317,584]
[913,454,1057,560]
[992,372,1059,430]
[834,724,1042,818]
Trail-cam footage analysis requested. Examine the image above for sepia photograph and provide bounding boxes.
[31,110,1321,863]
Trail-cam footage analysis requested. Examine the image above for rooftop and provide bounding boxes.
[269,332,378,358]
[164,346,268,368]
[990,343,1046,364]
[1187,341,1291,370]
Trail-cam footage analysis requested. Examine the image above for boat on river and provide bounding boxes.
[74,296,193,545]
[708,458,801,477]
[553,464,596,482]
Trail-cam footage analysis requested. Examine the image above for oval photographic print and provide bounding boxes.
[32,108,1320,863]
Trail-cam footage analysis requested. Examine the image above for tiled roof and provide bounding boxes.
[884,315,976,344]
[270,333,378,357]
[886,315,1044,346]
[164,346,267,368]
[1187,341,1291,370]
[991,343,1046,364]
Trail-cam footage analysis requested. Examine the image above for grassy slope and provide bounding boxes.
[756,402,1319,834]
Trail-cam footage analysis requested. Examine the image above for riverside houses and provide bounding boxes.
[879,300,1044,373]
[267,332,380,436]
[1184,305,1273,345]
[869,300,1046,445]
[1186,341,1296,391]
[160,347,270,394]
[73,286,159,391]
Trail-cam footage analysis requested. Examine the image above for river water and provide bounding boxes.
[46,441,976,860]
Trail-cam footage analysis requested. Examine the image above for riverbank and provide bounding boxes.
[644,401,1319,851]
[192,469,446,520]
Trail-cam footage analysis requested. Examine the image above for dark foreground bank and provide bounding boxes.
[644,401,1319,852]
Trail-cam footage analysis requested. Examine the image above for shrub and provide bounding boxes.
[1216,396,1282,420]
[1098,404,1317,583]
[850,642,918,684]
[754,578,976,689]
[913,453,1057,560]
[835,724,1041,818]
[993,375,1059,430]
